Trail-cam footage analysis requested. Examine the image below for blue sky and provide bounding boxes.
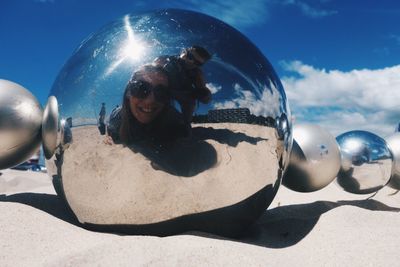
[1,0,400,136]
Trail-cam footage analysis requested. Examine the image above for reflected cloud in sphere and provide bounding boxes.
[46,9,292,237]
[336,130,392,194]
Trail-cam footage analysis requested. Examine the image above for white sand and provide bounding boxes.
[59,124,280,225]
[1,167,399,266]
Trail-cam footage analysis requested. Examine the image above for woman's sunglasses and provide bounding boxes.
[128,80,170,104]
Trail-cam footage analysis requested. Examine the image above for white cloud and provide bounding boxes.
[166,0,335,29]
[389,34,400,45]
[206,83,222,94]
[171,0,269,29]
[281,61,400,136]
[211,56,264,97]
[213,82,282,118]
[281,0,337,18]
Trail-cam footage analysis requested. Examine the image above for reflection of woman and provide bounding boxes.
[107,65,187,145]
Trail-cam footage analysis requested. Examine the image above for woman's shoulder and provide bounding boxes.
[161,105,184,124]
[107,106,123,141]
[153,105,188,140]
[110,106,122,120]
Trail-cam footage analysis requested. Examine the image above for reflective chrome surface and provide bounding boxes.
[0,79,42,169]
[385,133,400,190]
[45,9,292,236]
[283,124,341,192]
[42,96,59,159]
[336,130,392,194]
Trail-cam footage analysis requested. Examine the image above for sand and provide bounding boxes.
[1,167,400,266]
[55,124,281,225]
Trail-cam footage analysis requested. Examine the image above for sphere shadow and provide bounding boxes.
[1,192,399,248]
[337,168,383,194]
[191,126,268,147]
[0,183,273,238]
[127,139,218,177]
[282,140,309,191]
[0,193,80,227]
[238,199,400,248]
[124,126,267,177]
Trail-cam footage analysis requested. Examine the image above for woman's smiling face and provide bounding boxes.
[129,71,168,124]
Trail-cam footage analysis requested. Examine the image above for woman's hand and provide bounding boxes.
[103,135,114,145]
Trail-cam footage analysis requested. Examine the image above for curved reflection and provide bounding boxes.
[385,133,400,190]
[46,9,292,236]
[0,79,43,169]
[283,124,341,192]
[336,130,392,194]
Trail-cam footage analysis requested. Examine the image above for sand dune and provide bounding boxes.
[1,167,399,266]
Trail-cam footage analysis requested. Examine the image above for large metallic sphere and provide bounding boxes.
[283,124,341,192]
[336,131,392,194]
[45,9,292,237]
[0,79,43,169]
[385,133,400,190]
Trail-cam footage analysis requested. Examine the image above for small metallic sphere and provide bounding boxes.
[385,133,400,190]
[336,130,392,194]
[283,124,341,192]
[0,79,43,169]
[42,96,59,159]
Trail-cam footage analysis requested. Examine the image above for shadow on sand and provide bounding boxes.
[0,193,79,226]
[237,199,400,248]
[1,192,399,248]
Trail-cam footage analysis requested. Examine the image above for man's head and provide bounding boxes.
[180,46,211,68]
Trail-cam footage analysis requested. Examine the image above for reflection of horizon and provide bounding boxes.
[338,157,392,194]
[193,108,276,126]
[66,108,279,129]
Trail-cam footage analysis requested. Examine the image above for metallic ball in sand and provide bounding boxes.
[336,130,392,194]
[45,9,292,237]
[282,124,341,192]
[42,96,59,160]
[0,79,43,169]
[385,133,400,190]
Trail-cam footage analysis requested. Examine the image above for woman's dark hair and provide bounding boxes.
[187,45,212,62]
[119,64,169,144]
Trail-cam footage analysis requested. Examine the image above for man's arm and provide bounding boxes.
[153,56,169,67]
[193,69,212,104]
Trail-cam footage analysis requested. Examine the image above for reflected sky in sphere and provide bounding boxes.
[336,130,392,194]
[50,9,290,126]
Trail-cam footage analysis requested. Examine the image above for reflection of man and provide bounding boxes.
[154,46,212,135]
[63,117,73,148]
[98,103,106,135]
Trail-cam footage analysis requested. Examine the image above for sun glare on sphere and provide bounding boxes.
[345,139,362,150]
[122,39,145,61]
[104,15,147,76]
[16,101,37,120]
[122,15,146,61]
